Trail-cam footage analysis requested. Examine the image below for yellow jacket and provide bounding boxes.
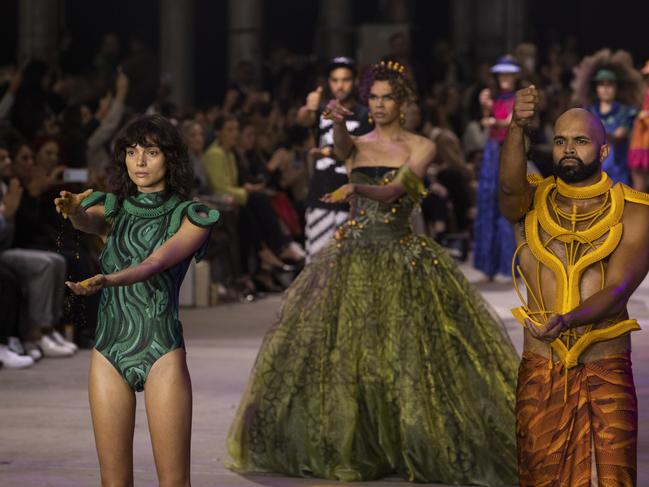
[203,142,248,204]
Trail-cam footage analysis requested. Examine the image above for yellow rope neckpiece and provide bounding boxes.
[555,171,612,199]
[511,173,642,373]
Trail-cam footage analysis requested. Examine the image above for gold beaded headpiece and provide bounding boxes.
[379,60,406,75]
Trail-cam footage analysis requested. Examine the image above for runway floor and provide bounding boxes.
[1,263,648,486]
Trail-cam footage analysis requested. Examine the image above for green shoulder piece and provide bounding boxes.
[187,203,220,228]
[80,191,120,221]
[167,201,219,262]
[80,191,106,209]
[395,166,427,201]
[103,193,119,220]
[167,201,194,237]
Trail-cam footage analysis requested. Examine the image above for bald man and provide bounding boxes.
[499,86,649,486]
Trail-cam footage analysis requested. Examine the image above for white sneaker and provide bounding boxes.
[8,336,25,355]
[287,241,306,259]
[23,342,44,362]
[50,330,78,353]
[39,335,74,358]
[0,344,34,368]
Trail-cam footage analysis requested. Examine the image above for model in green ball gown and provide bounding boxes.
[227,63,520,485]
[58,115,219,486]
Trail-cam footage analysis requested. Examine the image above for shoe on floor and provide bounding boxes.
[8,336,26,355]
[286,241,306,259]
[50,330,78,353]
[0,344,34,368]
[39,335,74,358]
[23,342,44,362]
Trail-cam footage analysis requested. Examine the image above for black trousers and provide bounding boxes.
[238,192,290,272]
[29,242,100,337]
[204,208,241,285]
[0,262,22,344]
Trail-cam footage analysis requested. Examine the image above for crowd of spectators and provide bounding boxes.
[1,30,648,369]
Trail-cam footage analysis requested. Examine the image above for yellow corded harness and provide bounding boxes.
[511,173,641,401]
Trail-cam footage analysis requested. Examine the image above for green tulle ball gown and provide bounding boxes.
[227,166,519,486]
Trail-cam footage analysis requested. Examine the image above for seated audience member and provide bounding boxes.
[181,119,240,301]
[266,124,314,233]
[203,116,304,291]
[0,139,76,359]
[0,144,32,368]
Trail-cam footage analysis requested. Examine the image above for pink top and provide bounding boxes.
[490,92,516,143]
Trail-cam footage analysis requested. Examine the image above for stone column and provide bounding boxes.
[451,0,473,62]
[503,0,526,53]
[160,0,195,107]
[318,0,354,58]
[471,0,528,62]
[384,0,412,23]
[473,0,504,62]
[18,0,62,64]
[228,0,262,83]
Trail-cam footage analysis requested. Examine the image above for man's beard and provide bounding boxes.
[334,90,351,101]
[553,156,601,183]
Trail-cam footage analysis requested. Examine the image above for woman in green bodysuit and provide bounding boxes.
[56,114,219,487]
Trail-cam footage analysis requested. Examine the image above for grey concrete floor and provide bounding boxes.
[1,262,648,486]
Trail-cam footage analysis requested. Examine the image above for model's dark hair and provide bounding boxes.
[360,60,416,105]
[109,114,194,200]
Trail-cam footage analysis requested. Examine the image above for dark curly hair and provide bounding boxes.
[109,114,194,201]
[359,60,416,105]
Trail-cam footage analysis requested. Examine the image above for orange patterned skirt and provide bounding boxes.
[516,352,637,487]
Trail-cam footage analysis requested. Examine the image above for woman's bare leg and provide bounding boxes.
[89,349,136,487]
[144,348,192,487]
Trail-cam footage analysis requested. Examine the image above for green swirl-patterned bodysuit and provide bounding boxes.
[227,166,520,485]
[81,190,219,391]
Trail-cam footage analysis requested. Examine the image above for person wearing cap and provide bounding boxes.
[629,61,649,191]
[296,57,373,260]
[473,55,520,281]
[585,68,637,185]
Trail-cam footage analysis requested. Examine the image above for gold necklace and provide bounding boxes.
[549,190,610,226]
[536,179,624,244]
[555,172,611,199]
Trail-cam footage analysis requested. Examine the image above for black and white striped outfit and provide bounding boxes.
[305,103,371,259]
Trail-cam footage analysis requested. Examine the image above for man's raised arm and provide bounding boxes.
[296,86,323,127]
[499,85,538,223]
[323,99,355,160]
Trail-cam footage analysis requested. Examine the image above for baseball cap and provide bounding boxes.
[327,56,357,76]
[490,55,521,74]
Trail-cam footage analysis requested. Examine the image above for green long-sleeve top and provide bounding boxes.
[203,142,248,204]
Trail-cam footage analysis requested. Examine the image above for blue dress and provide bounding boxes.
[587,101,637,185]
[474,92,516,278]
[474,139,516,278]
